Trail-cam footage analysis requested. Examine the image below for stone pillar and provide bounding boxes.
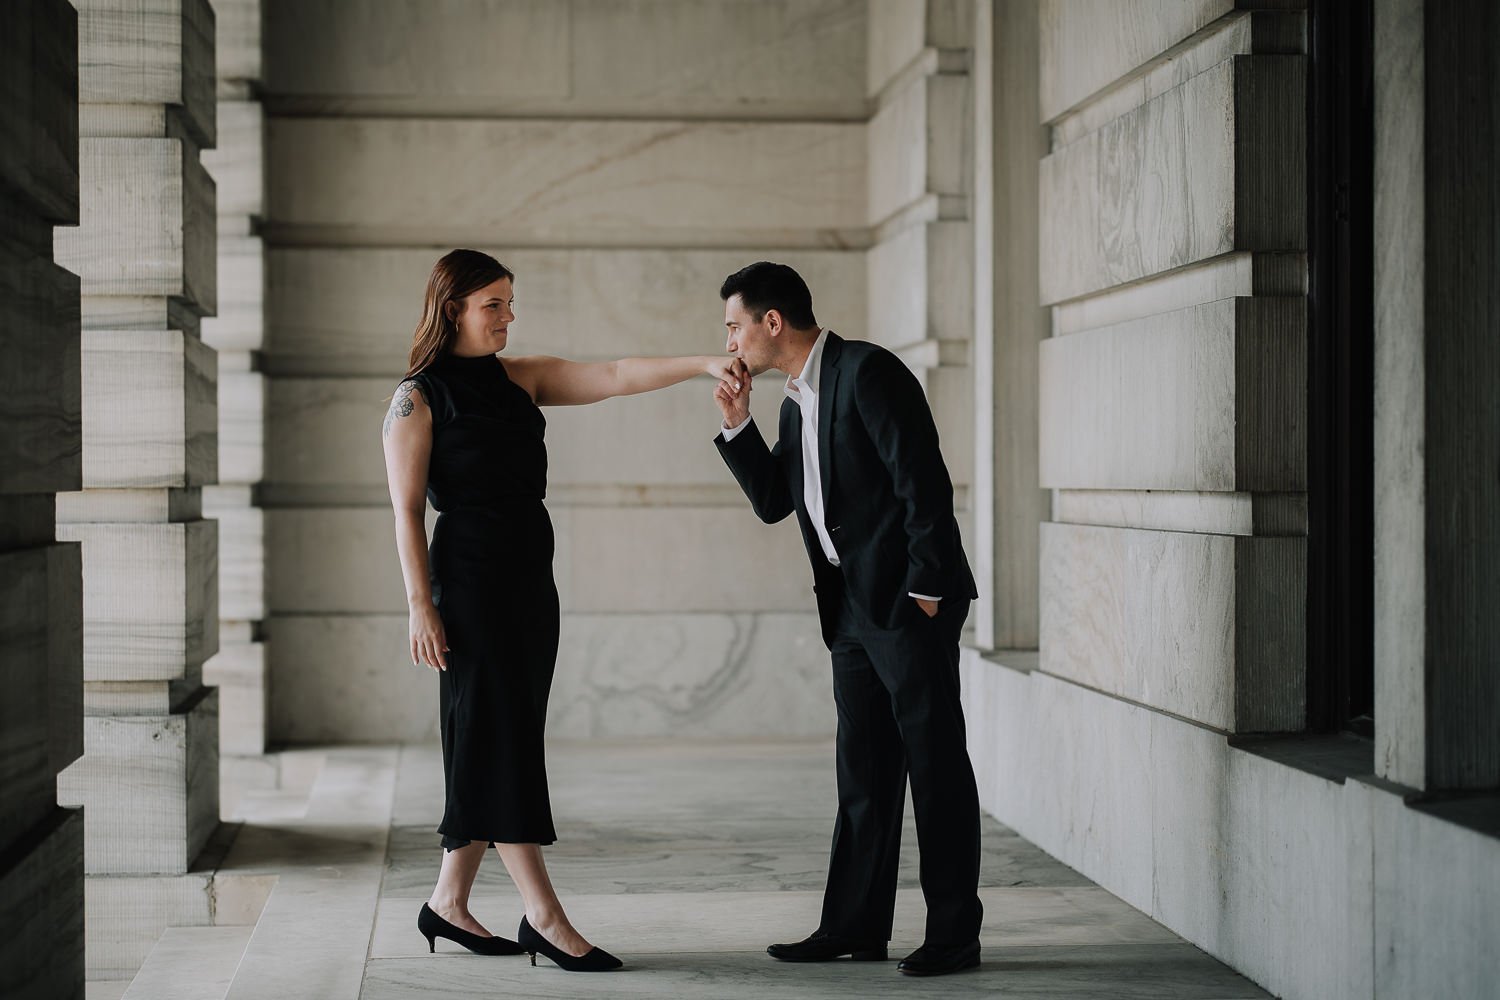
[52,0,223,980]
[1373,0,1500,792]
[865,0,975,552]
[970,0,1048,651]
[0,5,86,997]
[202,0,269,800]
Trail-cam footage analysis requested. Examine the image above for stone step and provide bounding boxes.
[121,925,254,1000]
[220,748,398,1000]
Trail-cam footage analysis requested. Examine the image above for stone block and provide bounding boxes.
[1369,782,1500,999]
[76,0,216,147]
[204,500,263,621]
[1040,0,1250,121]
[203,640,266,757]
[56,137,218,313]
[267,375,784,495]
[926,364,974,488]
[546,611,835,740]
[81,329,217,488]
[0,550,55,853]
[266,615,437,744]
[201,236,264,353]
[56,518,219,680]
[867,71,969,226]
[0,0,80,223]
[217,369,263,485]
[1040,522,1304,732]
[1039,56,1305,305]
[56,688,219,875]
[82,869,214,979]
[1026,671,1156,903]
[200,100,262,219]
[0,808,85,1000]
[867,0,926,96]
[265,246,864,376]
[266,118,864,247]
[266,610,833,743]
[213,0,261,86]
[1048,9,1307,148]
[866,221,973,349]
[0,238,81,495]
[559,508,812,614]
[568,0,866,115]
[1039,297,1306,491]
[266,0,865,119]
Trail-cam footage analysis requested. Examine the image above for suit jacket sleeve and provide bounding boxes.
[715,414,795,525]
[852,349,957,597]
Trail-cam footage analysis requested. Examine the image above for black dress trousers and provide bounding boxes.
[818,579,983,947]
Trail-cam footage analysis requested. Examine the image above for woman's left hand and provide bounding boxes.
[706,356,749,397]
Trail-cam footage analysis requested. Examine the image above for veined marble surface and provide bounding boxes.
[172,740,1269,999]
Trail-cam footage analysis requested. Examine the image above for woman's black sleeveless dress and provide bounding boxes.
[408,351,558,848]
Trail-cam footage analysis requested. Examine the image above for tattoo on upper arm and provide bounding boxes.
[383,379,426,437]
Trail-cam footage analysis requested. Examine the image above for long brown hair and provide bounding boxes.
[406,249,515,378]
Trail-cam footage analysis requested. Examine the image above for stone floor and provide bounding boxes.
[102,740,1273,999]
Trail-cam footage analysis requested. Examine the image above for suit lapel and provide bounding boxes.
[818,332,842,505]
[783,396,804,504]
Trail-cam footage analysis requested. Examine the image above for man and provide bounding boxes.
[711,261,982,977]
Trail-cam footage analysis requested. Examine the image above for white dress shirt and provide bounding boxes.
[719,330,939,602]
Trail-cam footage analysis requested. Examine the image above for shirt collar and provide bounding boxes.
[785,328,830,402]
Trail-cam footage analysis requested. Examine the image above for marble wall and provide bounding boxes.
[0,5,85,997]
[260,0,891,742]
[963,1,1500,998]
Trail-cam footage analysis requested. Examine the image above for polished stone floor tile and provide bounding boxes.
[196,741,1266,999]
[370,884,1179,961]
[360,944,1268,1000]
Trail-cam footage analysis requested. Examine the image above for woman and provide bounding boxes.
[381,249,746,972]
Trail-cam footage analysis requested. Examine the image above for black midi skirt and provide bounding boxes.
[429,502,559,848]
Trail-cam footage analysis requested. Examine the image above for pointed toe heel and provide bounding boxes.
[417,902,526,956]
[517,916,624,972]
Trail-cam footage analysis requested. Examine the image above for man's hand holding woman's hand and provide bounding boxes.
[712,357,752,429]
[410,600,449,672]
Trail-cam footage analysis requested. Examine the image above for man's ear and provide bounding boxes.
[765,308,783,337]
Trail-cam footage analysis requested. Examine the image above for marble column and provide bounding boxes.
[201,0,270,800]
[0,5,86,998]
[865,0,975,548]
[52,0,223,980]
[969,0,1048,651]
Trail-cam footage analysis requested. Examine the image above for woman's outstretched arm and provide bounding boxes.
[381,379,448,672]
[503,354,747,406]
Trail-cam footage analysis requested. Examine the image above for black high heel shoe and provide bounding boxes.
[517,915,623,972]
[418,902,526,955]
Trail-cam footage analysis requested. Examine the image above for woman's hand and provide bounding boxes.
[410,600,449,671]
[705,356,749,394]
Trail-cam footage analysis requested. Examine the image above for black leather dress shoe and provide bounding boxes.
[766,930,888,962]
[897,940,981,976]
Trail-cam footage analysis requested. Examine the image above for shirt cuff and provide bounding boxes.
[718,415,753,442]
[909,592,942,602]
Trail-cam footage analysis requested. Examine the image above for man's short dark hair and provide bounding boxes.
[719,261,818,330]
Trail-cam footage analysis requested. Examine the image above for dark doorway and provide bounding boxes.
[1306,0,1376,737]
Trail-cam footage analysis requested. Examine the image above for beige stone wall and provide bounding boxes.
[261,0,888,742]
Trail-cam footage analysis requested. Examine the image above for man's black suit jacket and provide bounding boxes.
[715,332,977,646]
